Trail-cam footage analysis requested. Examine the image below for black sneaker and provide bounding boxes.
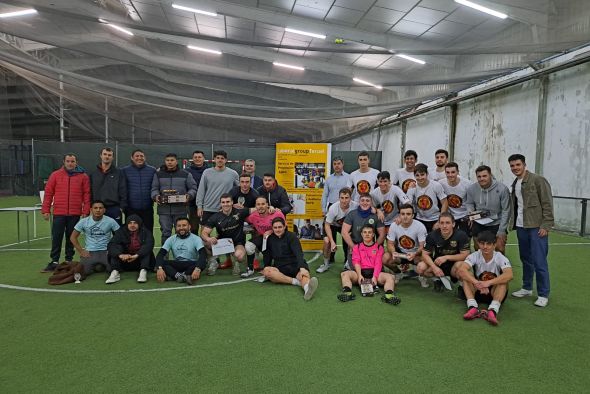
[381,293,401,305]
[185,274,193,286]
[337,292,356,302]
[457,286,466,300]
[373,285,380,294]
[41,262,58,273]
[176,274,186,283]
[433,279,444,293]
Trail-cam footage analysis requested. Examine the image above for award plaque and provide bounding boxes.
[162,189,187,203]
[392,252,411,261]
[360,278,374,297]
[468,210,490,221]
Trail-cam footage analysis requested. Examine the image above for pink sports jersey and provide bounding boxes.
[351,242,384,279]
[246,210,285,235]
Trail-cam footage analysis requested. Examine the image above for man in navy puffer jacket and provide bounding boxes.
[121,149,157,232]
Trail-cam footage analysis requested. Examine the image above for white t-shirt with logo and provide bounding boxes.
[387,220,427,254]
[350,168,380,201]
[325,200,359,227]
[370,186,411,225]
[393,168,416,194]
[407,181,447,222]
[465,250,511,279]
[438,177,472,220]
[515,178,524,227]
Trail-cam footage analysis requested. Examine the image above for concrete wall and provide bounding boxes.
[335,62,590,234]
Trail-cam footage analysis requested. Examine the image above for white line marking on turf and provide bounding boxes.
[0,236,51,249]
[0,253,322,294]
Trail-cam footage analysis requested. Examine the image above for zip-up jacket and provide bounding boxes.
[185,163,208,189]
[90,164,127,209]
[151,165,198,216]
[465,178,511,235]
[256,181,292,215]
[121,163,156,211]
[263,231,306,269]
[42,167,91,216]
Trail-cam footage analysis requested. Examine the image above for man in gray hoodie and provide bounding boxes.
[465,165,511,254]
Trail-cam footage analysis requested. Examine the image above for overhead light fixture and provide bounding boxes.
[187,45,222,55]
[395,54,426,65]
[353,78,382,89]
[98,19,134,36]
[285,28,326,40]
[273,62,305,71]
[172,4,217,17]
[454,0,507,19]
[0,8,37,18]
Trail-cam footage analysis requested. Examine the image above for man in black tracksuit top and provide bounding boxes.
[185,150,208,234]
[230,173,259,209]
[90,147,127,224]
[256,173,292,216]
[261,217,318,300]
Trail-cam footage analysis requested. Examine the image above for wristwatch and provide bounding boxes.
[157,266,163,271]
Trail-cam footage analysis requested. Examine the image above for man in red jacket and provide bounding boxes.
[41,153,91,272]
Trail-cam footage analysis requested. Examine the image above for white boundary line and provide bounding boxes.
[0,236,51,249]
[0,252,322,294]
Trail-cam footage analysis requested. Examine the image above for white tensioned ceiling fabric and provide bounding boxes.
[0,0,588,142]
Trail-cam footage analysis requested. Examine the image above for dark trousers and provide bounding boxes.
[329,225,349,262]
[109,254,153,272]
[105,206,122,225]
[188,207,201,235]
[162,258,206,279]
[125,207,154,232]
[50,215,79,262]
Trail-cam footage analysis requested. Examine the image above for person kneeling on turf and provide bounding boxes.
[338,225,400,305]
[155,217,206,285]
[458,231,513,326]
[261,217,319,301]
[106,214,155,284]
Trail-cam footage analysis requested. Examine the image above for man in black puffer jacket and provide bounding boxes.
[106,214,155,284]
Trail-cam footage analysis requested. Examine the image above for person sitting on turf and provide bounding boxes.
[317,187,358,273]
[338,225,400,305]
[70,200,120,275]
[261,217,319,301]
[385,203,428,286]
[341,193,386,270]
[242,196,284,278]
[106,214,155,284]
[201,193,251,276]
[458,231,513,326]
[417,212,470,292]
[155,217,206,285]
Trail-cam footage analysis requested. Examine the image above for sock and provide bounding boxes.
[385,290,394,299]
[342,286,352,293]
[489,300,501,313]
[303,283,309,293]
[291,278,300,286]
[467,298,478,309]
[323,257,330,265]
[247,254,254,270]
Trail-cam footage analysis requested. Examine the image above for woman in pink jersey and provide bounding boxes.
[338,225,400,305]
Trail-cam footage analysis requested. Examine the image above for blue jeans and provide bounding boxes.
[516,227,550,297]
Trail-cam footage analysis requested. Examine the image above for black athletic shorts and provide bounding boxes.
[475,287,508,305]
[471,222,500,238]
[278,262,309,278]
[417,219,437,234]
[361,268,374,279]
[456,217,472,238]
[440,261,458,282]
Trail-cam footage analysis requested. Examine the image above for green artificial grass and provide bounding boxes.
[1,196,589,393]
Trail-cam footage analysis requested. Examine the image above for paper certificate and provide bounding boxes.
[212,238,235,256]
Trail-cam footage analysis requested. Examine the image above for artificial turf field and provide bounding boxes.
[1,196,589,393]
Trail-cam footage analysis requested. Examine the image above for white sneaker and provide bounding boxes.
[137,269,147,283]
[303,277,319,301]
[534,296,549,307]
[105,270,120,284]
[418,276,429,288]
[343,260,352,271]
[207,257,218,276]
[316,263,331,273]
[512,288,533,298]
[255,276,268,283]
[240,268,255,278]
[440,276,453,291]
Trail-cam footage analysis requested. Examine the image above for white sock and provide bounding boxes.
[291,278,300,286]
[489,300,501,313]
[323,257,329,265]
[467,298,478,309]
[303,283,309,293]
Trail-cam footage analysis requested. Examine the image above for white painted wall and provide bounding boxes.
[375,123,403,173]
[405,107,451,172]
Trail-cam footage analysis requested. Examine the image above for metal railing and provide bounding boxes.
[554,196,589,237]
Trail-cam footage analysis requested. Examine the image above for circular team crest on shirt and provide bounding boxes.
[401,179,416,193]
[368,218,375,224]
[357,180,371,194]
[416,195,433,210]
[382,200,394,214]
[447,194,462,209]
[479,271,497,281]
[398,235,415,250]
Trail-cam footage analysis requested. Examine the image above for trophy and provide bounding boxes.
[162,189,187,204]
[468,210,490,221]
[360,278,374,297]
[74,273,82,284]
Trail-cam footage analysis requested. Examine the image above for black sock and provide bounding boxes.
[385,290,393,294]
[343,286,351,293]
[247,254,254,270]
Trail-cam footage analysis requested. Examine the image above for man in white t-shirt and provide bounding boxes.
[350,151,380,202]
[406,163,448,233]
[385,203,428,286]
[431,149,449,181]
[439,162,472,236]
[317,187,358,273]
[371,171,410,227]
[457,231,513,326]
[393,149,418,193]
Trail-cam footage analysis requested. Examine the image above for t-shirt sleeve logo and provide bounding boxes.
[356,180,370,194]
[416,195,433,210]
[368,218,375,225]
[382,200,394,214]
[399,235,415,249]
[401,179,416,193]
[447,194,462,209]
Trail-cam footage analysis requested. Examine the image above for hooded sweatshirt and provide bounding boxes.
[465,178,511,235]
[107,214,155,258]
[256,181,292,215]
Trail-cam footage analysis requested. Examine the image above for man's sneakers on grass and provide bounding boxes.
[512,288,533,298]
[137,269,148,283]
[534,297,549,307]
[418,276,429,288]
[381,292,401,306]
[463,307,480,320]
[105,270,120,284]
[337,291,356,302]
[240,268,255,278]
[303,277,318,301]
[480,309,499,326]
[176,273,193,286]
[316,262,331,273]
[41,262,58,273]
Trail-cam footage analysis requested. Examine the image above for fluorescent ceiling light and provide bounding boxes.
[285,28,326,40]
[99,19,134,36]
[454,0,507,19]
[187,45,222,55]
[395,54,426,65]
[273,62,305,71]
[0,8,37,18]
[172,4,217,17]
[353,78,382,89]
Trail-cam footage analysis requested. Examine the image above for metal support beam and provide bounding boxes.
[400,120,407,168]
[448,104,458,161]
[535,76,549,174]
[104,97,109,143]
[59,74,64,142]
[131,112,135,145]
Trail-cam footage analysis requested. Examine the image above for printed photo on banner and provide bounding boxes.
[294,218,324,240]
[289,193,306,215]
[294,163,326,189]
